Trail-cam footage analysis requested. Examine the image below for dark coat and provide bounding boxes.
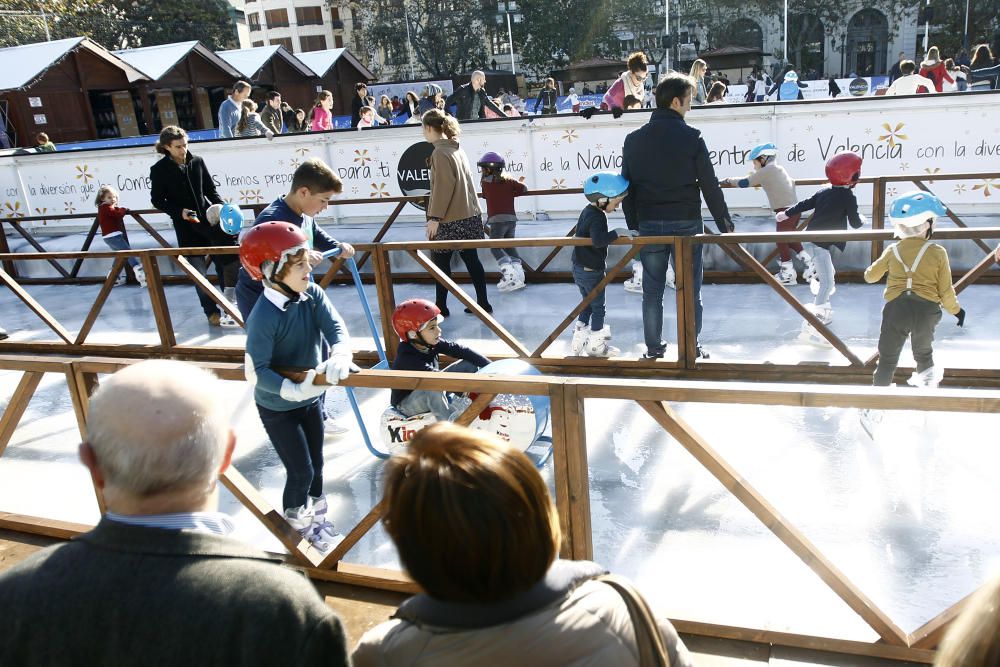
[445,83,504,120]
[351,93,366,127]
[149,152,231,248]
[621,108,733,233]
[0,518,350,667]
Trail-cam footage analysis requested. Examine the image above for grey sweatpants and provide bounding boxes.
[488,220,522,265]
[810,243,836,305]
[872,292,942,386]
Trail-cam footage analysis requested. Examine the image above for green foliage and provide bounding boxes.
[924,0,1000,61]
[517,0,617,73]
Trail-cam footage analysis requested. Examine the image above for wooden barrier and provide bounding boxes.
[1,354,997,661]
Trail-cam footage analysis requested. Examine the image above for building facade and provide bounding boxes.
[242,0,358,54]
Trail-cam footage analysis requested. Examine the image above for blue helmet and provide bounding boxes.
[783,70,799,82]
[218,203,245,236]
[583,172,629,203]
[889,190,947,227]
[749,143,777,161]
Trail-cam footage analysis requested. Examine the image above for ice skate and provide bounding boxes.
[799,251,817,283]
[798,321,832,347]
[309,495,344,546]
[665,263,676,291]
[570,321,589,355]
[218,312,240,328]
[859,408,882,438]
[497,263,518,292]
[809,279,836,298]
[805,302,833,325]
[624,261,642,293]
[774,260,797,286]
[907,366,944,388]
[132,264,147,288]
[111,272,127,287]
[506,262,526,291]
[585,326,620,358]
[285,504,335,554]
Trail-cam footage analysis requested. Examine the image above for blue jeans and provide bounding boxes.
[639,219,704,355]
[102,234,140,269]
[396,359,479,421]
[256,400,325,511]
[572,263,606,330]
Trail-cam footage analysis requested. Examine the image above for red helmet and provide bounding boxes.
[239,222,310,281]
[391,298,441,341]
[825,152,863,187]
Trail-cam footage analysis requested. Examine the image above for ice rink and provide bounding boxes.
[1,216,999,643]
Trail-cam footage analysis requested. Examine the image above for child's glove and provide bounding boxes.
[775,211,789,223]
[717,219,735,234]
[613,228,639,238]
[265,130,275,141]
[955,308,966,327]
[580,107,596,120]
[279,369,327,402]
[316,353,358,384]
[612,108,624,119]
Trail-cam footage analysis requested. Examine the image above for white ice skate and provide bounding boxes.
[805,302,833,325]
[799,251,817,283]
[859,408,882,438]
[309,495,344,547]
[111,272,127,287]
[570,321,589,355]
[497,262,526,292]
[624,261,642,293]
[132,265,147,288]
[907,366,944,388]
[284,504,334,553]
[798,322,833,347]
[218,312,240,328]
[665,263,676,291]
[809,279,836,297]
[774,260,797,286]
[585,326,620,358]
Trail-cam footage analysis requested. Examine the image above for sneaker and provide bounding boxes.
[218,312,240,328]
[207,312,221,327]
[623,278,643,293]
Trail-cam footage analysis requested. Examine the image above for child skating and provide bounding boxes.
[95,185,146,287]
[478,152,528,292]
[722,143,816,285]
[778,151,865,344]
[241,222,355,553]
[389,298,491,420]
[571,172,638,357]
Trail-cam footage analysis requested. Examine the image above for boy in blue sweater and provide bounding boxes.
[571,172,638,357]
[390,298,490,421]
[241,222,355,553]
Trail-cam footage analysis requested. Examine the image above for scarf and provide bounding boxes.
[620,71,645,101]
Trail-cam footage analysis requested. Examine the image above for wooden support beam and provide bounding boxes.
[317,256,347,290]
[372,245,398,360]
[354,200,406,270]
[0,513,93,540]
[911,180,992,254]
[74,257,124,345]
[758,213,814,269]
[0,266,73,343]
[907,589,975,650]
[533,222,578,273]
[676,237,698,369]
[69,217,101,278]
[549,383,592,560]
[637,399,908,645]
[65,365,104,512]
[316,500,387,570]
[7,220,71,277]
[140,254,177,349]
[0,371,43,457]
[408,249,530,357]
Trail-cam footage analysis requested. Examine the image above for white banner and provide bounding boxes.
[2,93,998,232]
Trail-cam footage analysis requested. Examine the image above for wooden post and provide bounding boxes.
[871,177,885,263]
[69,217,101,278]
[71,50,99,140]
[372,245,399,360]
[0,221,18,277]
[549,383,592,560]
[354,200,407,270]
[0,266,73,343]
[140,253,177,350]
[0,371,43,457]
[74,257,125,345]
[674,236,698,368]
[185,58,208,130]
[65,364,105,513]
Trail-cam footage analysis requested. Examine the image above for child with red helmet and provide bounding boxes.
[478,151,529,292]
[241,221,355,553]
[778,151,866,342]
[390,298,490,420]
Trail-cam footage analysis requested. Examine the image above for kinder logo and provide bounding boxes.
[386,424,420,444]
[849,78,869,96]
[396,141,435,211]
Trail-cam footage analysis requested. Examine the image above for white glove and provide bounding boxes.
[316,353,356,385]
[279,369,326,402]
[858,213,868,226]
[612,228,639,238]
[265,130,275,141]
[775,211,789,223]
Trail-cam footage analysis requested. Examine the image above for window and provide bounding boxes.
[619,39,635,53]
[386,42,407,64]
[270,37,294,50]
[299,34,328,52]
[248,12,260,30]
[296,6,324,26]
[491,31,510,55]
[252,40,265,47]
[334,35,344,48]
[329,6,340,21]
[264,8,289,27]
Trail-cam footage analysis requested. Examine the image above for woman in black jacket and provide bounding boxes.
[532,77,559,115]
[396,91,421,124]
[149,125,238,327]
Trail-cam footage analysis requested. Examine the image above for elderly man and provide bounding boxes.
[0,360,350,667]
[218,80,252,138]
[444,70,504,120]
[622,73,734,361]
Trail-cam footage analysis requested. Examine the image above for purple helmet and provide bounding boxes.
[477,151,505,168]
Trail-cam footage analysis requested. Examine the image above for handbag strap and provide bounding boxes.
[597,574,671,667]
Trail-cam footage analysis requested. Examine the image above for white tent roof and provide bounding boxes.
[296,48,374,80]
[216,45,314,79]
[114,41,242,81]
[0,37,147,92]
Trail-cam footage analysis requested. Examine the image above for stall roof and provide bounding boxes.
[0,37,148,92]
[114,41,242,81]
[216,45,315,79]
[296,48,375,81]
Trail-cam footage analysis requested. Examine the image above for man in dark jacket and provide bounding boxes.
[0,360,351,667]
[622,72,734,360]
[445,70,504,120]
[260,90,283,135]
[351,82,368,127]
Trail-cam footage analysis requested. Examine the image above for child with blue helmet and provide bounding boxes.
[722,142,816,285]
[571,172,638,357]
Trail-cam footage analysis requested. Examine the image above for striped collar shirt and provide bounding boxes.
[104,511,236,536]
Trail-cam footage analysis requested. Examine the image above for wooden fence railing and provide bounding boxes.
[2,354,997,662]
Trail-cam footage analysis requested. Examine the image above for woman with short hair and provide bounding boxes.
[352,422,694,667]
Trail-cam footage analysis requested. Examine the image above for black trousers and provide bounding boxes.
[873,292,942,386]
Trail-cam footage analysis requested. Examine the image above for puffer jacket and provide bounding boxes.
[352,560,695,667]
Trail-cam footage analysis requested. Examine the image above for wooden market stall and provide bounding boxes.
[215,45,317,112]
[295,48,374,118]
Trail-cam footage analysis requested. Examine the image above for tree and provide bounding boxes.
[923,0,1000,61]
[358,0,493,78]
[516,0,617,74]
[610,0,669,71]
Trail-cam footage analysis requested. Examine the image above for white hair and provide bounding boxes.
[472,70,486,81]
[86,360,229,496]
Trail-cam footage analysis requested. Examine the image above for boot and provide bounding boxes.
[308,495,342,543]
[584,326,620,358]
[132,264,147,288]
[799,251,817,282]
[218,312,240,328]
[907,366,943,388]
[774,260,797,285]
[805,302,833,325]
[284,504,333,553]
[111,271,126,287]
[665,263,676,291]
[624,261,642,293]
[570,321,589,355]
[497,263,516,291]
[508,262,526,291]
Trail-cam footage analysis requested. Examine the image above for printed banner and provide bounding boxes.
[1,93,997,231]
